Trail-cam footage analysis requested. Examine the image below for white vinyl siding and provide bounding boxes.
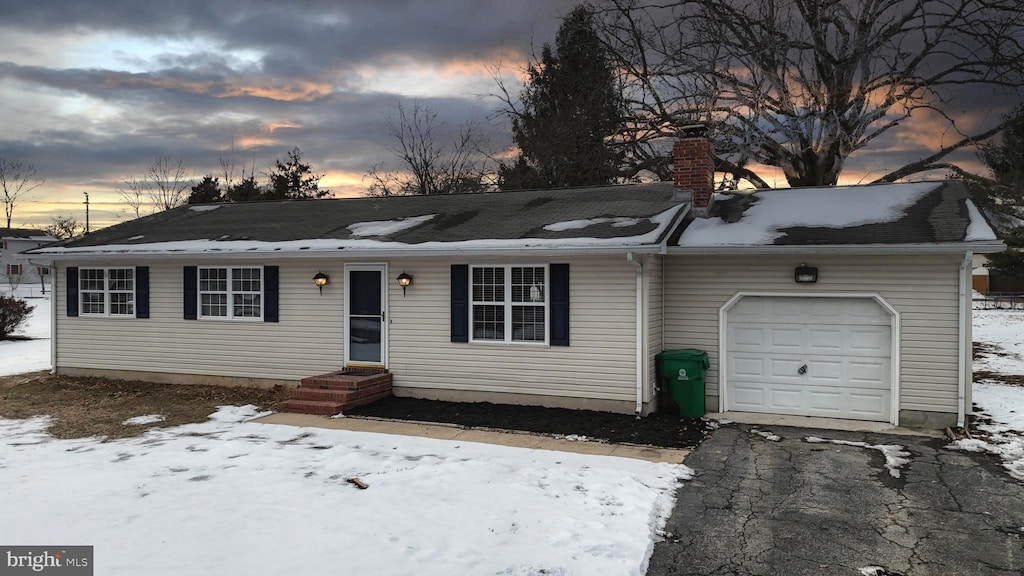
[389,255,638,403]
[646,255,663,402]
[663,255,961,415]
[56,260,343,381]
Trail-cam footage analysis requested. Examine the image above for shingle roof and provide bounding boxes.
[34,183,688,255]
[2,228,55,240]
[674,180,999,247]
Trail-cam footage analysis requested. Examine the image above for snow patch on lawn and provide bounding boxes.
[973,309,1024,375]
[953,381,1024,480]
[121,414,165,426]
[0,406,690,575]
[805,437,911,478]
[0,295,51,376]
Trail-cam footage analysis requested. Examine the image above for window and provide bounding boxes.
[471,265,547,343]
[6,264,21,276]
[199,267,262,319]
[37,266,50,276]
[79,267,134,316]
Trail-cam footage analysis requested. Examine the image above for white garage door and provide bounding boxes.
[725,296,893,422]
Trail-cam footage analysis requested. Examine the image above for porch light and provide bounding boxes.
[313,271,330,295]
[397,272,413,296]
[794,264,818,284]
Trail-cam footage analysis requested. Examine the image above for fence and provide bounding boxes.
[973,293,1024,310]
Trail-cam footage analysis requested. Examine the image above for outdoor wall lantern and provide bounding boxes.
[794,264,818,284]
[312,271,330,295]
[397,272,413,296]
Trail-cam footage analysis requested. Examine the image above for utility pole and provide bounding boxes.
[83,192,90,234]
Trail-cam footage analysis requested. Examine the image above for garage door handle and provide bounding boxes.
[798,364,807,375]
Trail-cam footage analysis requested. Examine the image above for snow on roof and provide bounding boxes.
[348,214,436,237]
[678,183,939,246]
[965,201,998,241]
[33,205,686,255]
[543,217,641,232]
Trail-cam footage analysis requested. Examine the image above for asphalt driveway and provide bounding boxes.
[648,424,1024,576]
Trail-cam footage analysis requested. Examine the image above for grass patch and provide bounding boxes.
[0,372,292,440]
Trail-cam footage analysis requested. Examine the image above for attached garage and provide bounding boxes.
[722,295,896,422]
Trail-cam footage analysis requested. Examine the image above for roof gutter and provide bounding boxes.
[626,252,645,416]
[27,245,667,261]
[666,241,1006,255]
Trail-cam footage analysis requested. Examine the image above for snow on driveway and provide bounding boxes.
[0,406,691,576]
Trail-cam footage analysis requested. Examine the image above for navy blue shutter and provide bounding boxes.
[183,266,198,320]
[451,264,469,342]
[66,267,79,317]
[263,266,279,322]
[549,263,570,346]
[135,266,149,319]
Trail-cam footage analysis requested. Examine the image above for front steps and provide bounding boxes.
[279,368,392,416]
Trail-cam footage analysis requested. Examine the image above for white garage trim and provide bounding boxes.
[718,292,902,425]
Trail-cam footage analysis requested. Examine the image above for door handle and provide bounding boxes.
[381,310,385,322]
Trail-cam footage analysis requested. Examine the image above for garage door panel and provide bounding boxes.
[725,296,893,422]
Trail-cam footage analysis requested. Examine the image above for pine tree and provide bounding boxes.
[977,107,1024,273]
[187,176,223,204]
[499,5,624,190]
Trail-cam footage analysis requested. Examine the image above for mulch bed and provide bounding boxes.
[347,396,711,449]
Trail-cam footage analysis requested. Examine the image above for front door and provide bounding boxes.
[345,264,387,366]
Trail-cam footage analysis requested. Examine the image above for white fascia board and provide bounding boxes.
[36,244,666,261]
[666,241,1006,256]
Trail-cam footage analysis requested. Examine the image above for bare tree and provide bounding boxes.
[365,102,492,196]
[118,157,193,217]
[0,158,45,229]
[593,0,1024,187]
[45,214,84,240]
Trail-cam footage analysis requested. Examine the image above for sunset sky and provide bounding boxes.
[0,0,1008,231]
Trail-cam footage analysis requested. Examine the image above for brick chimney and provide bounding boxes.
[673,125,715,216]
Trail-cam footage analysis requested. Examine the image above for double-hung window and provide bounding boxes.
[80,267,134,316]
[199,267,262,320]
[470,265,547,344]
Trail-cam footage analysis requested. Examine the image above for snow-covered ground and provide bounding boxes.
[956,309,1024,480]
[0,293,50,376]
[0,406,690,575]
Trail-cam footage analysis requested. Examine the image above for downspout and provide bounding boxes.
[957,252,972,428]
[627,252,644,416]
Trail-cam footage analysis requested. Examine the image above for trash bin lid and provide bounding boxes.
[659,348,708,360]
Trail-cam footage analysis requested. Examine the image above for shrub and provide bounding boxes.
[0,296,34,340]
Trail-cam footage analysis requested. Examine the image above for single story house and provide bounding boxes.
[27,133,1003,428]
[2,228,56,293]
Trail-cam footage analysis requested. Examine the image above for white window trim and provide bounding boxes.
[79,267,136,318]
[198,266,264,321]
[469,264,549,346]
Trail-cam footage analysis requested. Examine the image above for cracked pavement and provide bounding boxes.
[647,424,1024,576]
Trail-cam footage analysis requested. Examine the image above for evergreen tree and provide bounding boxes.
[187,175,223,204]
[499,5,624,190]
[976,106,1024,274]
[265,147,330,200]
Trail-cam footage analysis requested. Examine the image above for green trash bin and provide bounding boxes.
[658,349,709,418]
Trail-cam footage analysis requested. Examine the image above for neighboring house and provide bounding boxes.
[1,228,57,292]
[972,254,990,293]
[28,132,1003,428]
